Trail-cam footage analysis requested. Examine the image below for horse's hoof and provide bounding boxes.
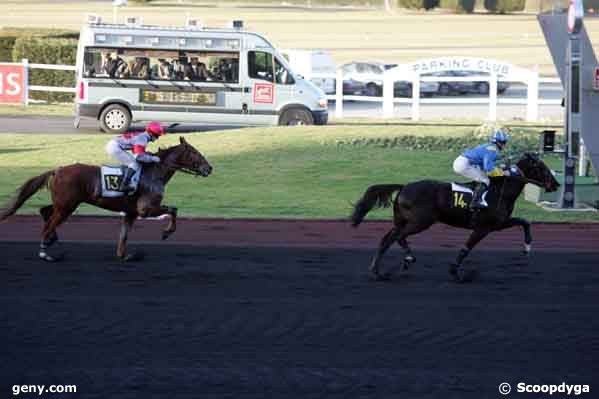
[455,266,477,283]
[521,244,532,257]
[161,231,173,241]
[404,255,416,264]
[373,272,392,281]
[449,263,458,276]
[39,251,64,262]
[122,251,145,262]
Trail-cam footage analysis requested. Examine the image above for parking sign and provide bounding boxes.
[0,64,26,104]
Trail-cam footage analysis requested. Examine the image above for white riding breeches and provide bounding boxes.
[453,155,490,186]
[105,140,141,171]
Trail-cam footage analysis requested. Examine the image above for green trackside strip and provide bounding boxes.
[0,130,597,222]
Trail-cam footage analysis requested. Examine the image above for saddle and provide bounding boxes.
[100,166,142,198]
[451,182,488,209]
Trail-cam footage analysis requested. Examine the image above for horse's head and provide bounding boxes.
[516,153,559,193]
[160,137,213,177]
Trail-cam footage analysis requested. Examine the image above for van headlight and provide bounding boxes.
[318,98,328,108]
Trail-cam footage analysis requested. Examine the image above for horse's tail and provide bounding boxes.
[350,184,404,227]
[0,170,55,221]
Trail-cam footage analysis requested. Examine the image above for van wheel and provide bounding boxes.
[279,108,314,126]
[100,104,131,134]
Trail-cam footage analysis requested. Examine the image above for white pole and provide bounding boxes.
[488,73,497,122]
[382,70,394,118]
[335,67,343,119]
[411,76,420,121]
[579,140,586,177]
[22,58,29,106]
[526,66,539,122]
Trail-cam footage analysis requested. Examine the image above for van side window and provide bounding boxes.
[274,58,294,85]
[82,47,239,83]
[248,51,273,82]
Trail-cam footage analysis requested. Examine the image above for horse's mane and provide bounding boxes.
[156,144,183,160]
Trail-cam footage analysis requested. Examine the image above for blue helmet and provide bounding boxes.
[491,128,510,144]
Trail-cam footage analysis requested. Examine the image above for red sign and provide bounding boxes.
[0,64,25,104]
[253,83,274,104]
[594,67,599,91]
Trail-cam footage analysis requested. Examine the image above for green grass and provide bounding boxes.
[0,126,597,222]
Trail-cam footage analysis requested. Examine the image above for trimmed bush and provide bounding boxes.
[440,0,476,12]
[12,37,77,103]
[0,36,17,62]
[399,0,439,9]
[484,0,525,13]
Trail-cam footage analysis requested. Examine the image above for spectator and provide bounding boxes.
[184,57,212,81]
[157,59,172,80]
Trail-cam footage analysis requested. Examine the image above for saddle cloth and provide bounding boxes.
[451,182,488,209]
[100,166,141,198]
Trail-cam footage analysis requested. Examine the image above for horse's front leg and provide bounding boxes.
[138,204,178,240]
[117,213,137,260]
[450,228,490,282]
[496,217,532,255]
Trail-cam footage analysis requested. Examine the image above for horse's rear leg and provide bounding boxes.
[450,228,490,282]
[39,205,58,245]
[369,228,398,280]
[398,237,416,269]
[39,206,75,262]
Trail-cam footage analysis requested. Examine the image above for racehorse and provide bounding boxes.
[350,153,560,282]
[0,136,212,261]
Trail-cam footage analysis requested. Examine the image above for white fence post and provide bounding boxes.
[526,67,539,122]
[411,76,420,121]
[335,67,343,119]
[383,70,394,118]
[488,73,497,122]
[22,58,29,106]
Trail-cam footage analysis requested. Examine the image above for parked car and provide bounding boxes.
[424,70,510,96]
[341,61,439,97]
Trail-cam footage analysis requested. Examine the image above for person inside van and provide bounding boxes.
[157,59,172,80]
[103,52,126,78]
[184,57,211,81]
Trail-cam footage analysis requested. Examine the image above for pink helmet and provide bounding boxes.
[146,121,165,137]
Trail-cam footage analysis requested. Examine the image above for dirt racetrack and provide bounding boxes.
[1,217,598,398]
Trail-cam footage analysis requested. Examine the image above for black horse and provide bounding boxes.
[350,153,560,281]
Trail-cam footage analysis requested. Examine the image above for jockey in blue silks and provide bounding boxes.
[453,128,510,209]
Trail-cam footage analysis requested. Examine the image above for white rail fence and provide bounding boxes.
[314,69,562,122]
[21,59,76,105]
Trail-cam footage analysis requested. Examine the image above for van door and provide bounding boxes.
[243,50,281,125]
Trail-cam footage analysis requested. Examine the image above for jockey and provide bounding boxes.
[453,128,510,209]
[105,121,165,192]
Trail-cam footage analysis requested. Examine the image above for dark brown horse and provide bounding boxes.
[0,136,212,261]
[350,153,560,282]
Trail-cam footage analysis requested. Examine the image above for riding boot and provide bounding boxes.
[118,168,136,193]
[470,182,488,209]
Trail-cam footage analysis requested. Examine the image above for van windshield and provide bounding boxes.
[83,47,239,83]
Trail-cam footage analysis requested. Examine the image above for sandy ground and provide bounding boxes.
[1,217,598,397]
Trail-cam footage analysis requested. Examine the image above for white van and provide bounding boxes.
[280,49,336,94]
[74,18,328,133]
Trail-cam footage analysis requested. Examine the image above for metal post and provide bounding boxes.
[22,58,29,106]
[561,31,582,208]
[335,68,343,119]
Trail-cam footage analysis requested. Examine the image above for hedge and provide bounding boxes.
[399,0,439,9]
[439,0,476,12]
[484,0,525,12]
[12,37,77,103]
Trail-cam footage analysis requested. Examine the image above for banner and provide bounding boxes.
[0,64,26,104]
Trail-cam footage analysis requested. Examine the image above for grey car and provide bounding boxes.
[425,70,510,96]
[341,61,439,97]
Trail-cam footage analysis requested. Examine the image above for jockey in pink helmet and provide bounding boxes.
[105,121,165,192]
